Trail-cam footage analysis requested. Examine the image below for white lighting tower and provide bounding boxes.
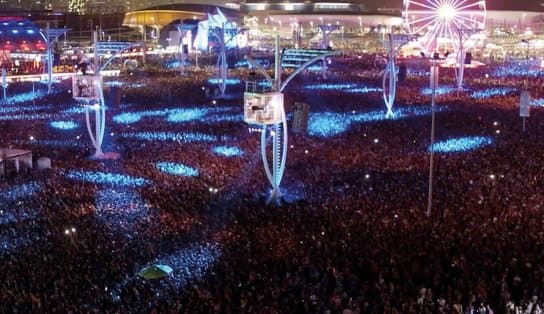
[382,33,417,117]
[244,35,287,204]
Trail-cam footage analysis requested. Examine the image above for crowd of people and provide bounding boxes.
[1,53,544,313]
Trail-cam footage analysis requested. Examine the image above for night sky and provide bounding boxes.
[364,0,544,11]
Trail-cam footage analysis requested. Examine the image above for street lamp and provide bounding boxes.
[421,51,448,217]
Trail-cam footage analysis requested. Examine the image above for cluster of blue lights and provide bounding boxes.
[1,182,42,203]
[532,98,544,107]
[304,83,381,94]
[65,170,150,187]
[95,188,150,238]
[153,243,221,289]
[0,104,53,114]
[0,227,39,251]
[470,88,516,99]
[0,207,39,225]
[207,78,241,85]
[120,131,226,143]
[50,121,78,130]
[113,107,239,125]
[420,86,457,96]
[104,81,123,87]
[16,139,85,148]
[155,162,199,177]
[0,90,46,105]
[347,87,382,93]
[304,83,358,90]
[165,60,188,69]
[308,106,443,137]
[213,145,243,157]
[111,242,221,302]
[113,112,142,124]
[62,106,88,114]
[0,113,53,121]
[491,65,544,78]
[166,108,206,123]
[308,112,351,137]
[430,136,493,153]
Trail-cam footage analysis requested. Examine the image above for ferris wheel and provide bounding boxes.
[403,0,486,55]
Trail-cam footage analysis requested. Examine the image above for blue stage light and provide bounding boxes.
[113,112,142,124]
[213,145,243,157]
[166,108,206,123]
[470,88,516,99]
[120,131,223,142]
[50,121,78,130]
[207,78,241,85]
[155,162,199,177]
[420,86,457,96]
[308,112,351,137]
[532,98,544,107]
[0,90,46,105]
[308,106,444,137]
[66,170,151,187]
[430,136,493,153]
[1,182,42,202]
[304,83,358,90]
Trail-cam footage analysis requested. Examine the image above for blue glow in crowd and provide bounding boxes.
[304,83,382,94]
[491,65,544,78]
[110,243,221,302]
[1,182,42,202]
[113,107,238,125]
[16,139,85,148]
[420,86,457,96]
[113,112,143,124]
[308,112,352,137]
[95,188,150,238]
[155,162,199,177]
[308,106,444,137]
[66,170,151,187]
[50,121,78,130]
[0,90,46,105]
[166,108,206,123]
[104,81,123,87]
[470,88,516,99]
[0,207,40,225]
[532,98,544,107]
[0,113,53,121]
[213,145,244,157]
[62,106,87,114]
[347,87,382,93]
[207,78,241,85]
[0,104,53,114]
[430,136,493,153]
[304,83,358,90]
[154,243,221,288]
[120,131,222,142]
[0,225,41,251]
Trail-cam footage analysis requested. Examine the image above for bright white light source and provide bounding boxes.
[438,4,456,20]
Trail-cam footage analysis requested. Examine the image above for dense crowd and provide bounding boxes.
[1,54,544,313]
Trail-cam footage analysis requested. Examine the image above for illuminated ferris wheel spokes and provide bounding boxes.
[404,0,486,54]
